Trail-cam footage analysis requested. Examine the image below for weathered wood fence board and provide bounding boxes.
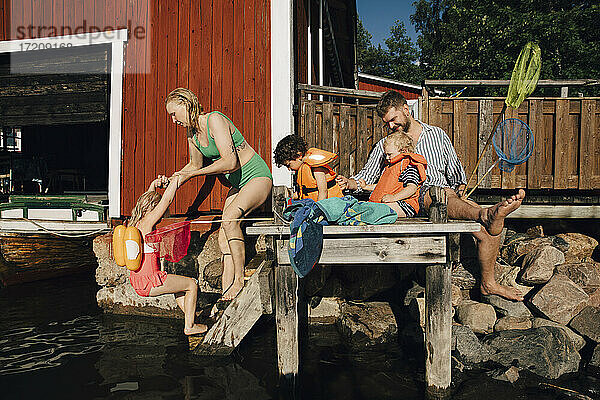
[297,84,600,192]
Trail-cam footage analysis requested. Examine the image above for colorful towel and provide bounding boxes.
[283,196,397,277]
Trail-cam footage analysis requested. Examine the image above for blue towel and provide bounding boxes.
[282,196,397,277]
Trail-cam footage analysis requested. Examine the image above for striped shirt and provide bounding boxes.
[398,165,420,186]
[351,120,467,190]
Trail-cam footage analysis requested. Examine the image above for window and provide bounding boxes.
[1,127,22,152]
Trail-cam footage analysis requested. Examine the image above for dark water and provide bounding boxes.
[1,273,599,400]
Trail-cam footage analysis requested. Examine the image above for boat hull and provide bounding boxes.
[0,232,99,286]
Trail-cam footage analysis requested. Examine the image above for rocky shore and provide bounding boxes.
[93,224,600,382]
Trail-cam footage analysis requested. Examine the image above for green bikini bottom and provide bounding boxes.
[225,153,272,189]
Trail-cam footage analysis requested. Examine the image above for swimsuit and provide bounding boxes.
[129,242,168,297]
[193,111,272,188]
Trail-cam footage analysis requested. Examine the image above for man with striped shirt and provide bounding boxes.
[336,90,525,301]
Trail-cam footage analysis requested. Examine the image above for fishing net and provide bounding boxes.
[492,118,535,172]
[145,221,191,262]
[506,42,542,109]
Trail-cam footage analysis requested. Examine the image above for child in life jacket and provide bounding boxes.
[359,133,427,217]
[274,134,344,201]
[128,175,207,335]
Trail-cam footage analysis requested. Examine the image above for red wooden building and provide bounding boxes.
[0,0,357,218]
[358,72,421,99]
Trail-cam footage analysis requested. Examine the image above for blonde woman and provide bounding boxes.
[165,88,272,301]
[128,175,207,335]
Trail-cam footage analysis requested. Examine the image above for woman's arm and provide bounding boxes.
[138,175,182,233]
[381,183,418,203]
[174,114,240,182]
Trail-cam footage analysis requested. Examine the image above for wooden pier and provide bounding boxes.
[192,187,481,398]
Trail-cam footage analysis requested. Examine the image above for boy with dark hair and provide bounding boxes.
[274,134,343,201]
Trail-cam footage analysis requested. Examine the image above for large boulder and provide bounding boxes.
[501,236,568,266]
[555,233,598,263]
[337,301,398,349]
[520,245,565,285]
[455,301,497,334]
[94,233,129,287]
[494,316,532,332]
[529,274,589,325]
[531,317,586,351]
[590,345,600,368]
[96,285,180,318]
[482,326,581,379]
[555,262,600,294]
[481,294,532,318]
[569,306,600,342]
[452,325,491,365]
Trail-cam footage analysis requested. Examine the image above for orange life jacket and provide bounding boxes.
[296,148,344,201]
[369,153,427,213]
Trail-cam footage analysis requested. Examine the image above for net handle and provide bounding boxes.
[461,103,506,196]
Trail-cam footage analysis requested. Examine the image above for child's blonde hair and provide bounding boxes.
[165,88,204,138]
[128,190,162,226]
[385,133,415,153]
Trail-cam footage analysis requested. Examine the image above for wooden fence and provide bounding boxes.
[421,97,600,191]
[297,84,600,193]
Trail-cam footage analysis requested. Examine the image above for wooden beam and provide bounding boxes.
[297,83,383,100]
[505,205,600,219]
[192,259,273,355]
[425,79,599,87]
[276,236,446,265]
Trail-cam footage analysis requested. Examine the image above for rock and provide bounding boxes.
[495,265,534,297]
[488,366,520,383]
[452,263,476,290]
[482,326,581,379]
[494,316,532,332]
[455,301,497,334]
[530,274,589,325]
[520,245,565,285]
[588,288,600,308]
[570,306,600,342]
[409,297,425,327]
[308,297,341,324]
[532,318,586,351]
[555,233,599,263]
[591,345,600,368]
[403,281,424,306]
[94,233,128,287]
[481,294,532,318]
[452,325,491,365]
[203,258,223,289]
[501,236,567,266]
[337,301,398,349]
[96,285,179,318]
[526,225,544,238]
[555,261,600,294]
[451,284,463,307]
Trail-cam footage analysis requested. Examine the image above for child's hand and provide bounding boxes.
[358,179,367,189]
[381,194,395,203]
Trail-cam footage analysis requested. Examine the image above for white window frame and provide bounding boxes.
[0,30,127,217]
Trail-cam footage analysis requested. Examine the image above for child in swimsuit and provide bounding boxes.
[274,134,343,201]
[127,175,207,336]
[359,133,427,218]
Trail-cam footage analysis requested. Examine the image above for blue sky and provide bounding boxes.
[356,0,418,48]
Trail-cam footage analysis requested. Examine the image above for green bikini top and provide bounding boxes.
[193,111,245,160]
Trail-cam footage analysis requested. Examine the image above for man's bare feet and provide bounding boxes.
[481,281,524,301]
[184,323,208,335]
[480,189,525,236]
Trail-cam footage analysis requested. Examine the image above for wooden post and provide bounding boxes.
[275,262,299,392]
[426,186,452,399]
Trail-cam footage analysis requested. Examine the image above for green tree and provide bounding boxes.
[411,0,600,95]
[356,18,391,77]
[356,18,423,85]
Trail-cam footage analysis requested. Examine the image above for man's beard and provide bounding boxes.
[393,118,410,133]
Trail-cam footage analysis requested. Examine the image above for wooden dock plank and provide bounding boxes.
[192,258,273,355]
